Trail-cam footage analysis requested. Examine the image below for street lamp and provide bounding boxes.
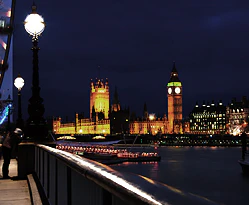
[24,3,47,140]
[14,74,24,130]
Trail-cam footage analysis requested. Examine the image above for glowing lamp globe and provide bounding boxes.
[14,75,24,90]
[149,114,155,120]
[24,12,45,36]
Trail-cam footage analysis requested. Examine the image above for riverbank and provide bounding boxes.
[113,143,247,147]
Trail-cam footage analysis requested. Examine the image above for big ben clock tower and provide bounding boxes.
[167,62,182,134]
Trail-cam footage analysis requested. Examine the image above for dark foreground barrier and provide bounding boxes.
[31,144,218,205]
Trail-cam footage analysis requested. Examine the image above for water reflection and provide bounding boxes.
[111,147,249,205]
[150,161,159,179]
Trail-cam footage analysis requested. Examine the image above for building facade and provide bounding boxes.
[53,63,186,136]
[189,100,227,134]
[189,97,249,135]
[53,78,111,135]
[90,78,109,120]
[129,113,168,135]
[226,97,249,135]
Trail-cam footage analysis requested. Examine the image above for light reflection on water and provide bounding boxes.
[111,146,249,205]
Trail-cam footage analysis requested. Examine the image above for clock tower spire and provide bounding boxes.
[167,62,183,134]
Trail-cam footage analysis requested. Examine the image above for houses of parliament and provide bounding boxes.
[53,63,187,135]
[53,62,249,136]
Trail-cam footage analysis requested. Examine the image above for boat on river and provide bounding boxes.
[75,150,161,162]
[76,151,117,160]
[117,152,161,162]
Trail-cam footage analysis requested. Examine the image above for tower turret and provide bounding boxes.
[90,79,94,92]
[143,102,148,119]
[111,86,121,112]
[105,78,109,91]
[167,62,183,133]
[90,78,110,119]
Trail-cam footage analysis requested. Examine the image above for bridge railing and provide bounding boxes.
[34,144,217,205]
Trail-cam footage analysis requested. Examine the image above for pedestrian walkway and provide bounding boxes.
[0,159,31,205]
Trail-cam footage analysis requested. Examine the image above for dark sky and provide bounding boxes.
[12,0,249,121]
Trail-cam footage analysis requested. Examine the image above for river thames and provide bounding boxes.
[111,146,249,205]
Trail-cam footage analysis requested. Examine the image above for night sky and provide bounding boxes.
[12,0,249,121]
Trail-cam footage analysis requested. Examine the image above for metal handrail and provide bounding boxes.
[37,144,218,205]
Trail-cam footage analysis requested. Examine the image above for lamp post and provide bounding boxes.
[24,4,47,140]
[14,74,24,130]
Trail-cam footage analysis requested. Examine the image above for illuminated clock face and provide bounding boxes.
[168,87,172,94]
[175,87,181,94]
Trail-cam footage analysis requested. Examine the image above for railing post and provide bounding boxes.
[39,148,44,183]
[102,189,112,205]
[17,143,35,179]
[57,161,68,205]
[71,169,103,205]
[55,159,58,205]
[42,150,45,186]
[35,146,38,173]
[47,155,50,199]
[67,167,71,205]
[43,151,49,197]
[48,155,58,205]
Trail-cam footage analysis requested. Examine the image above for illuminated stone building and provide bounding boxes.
[167,62,183,134]
[189,100,226,134]
[75,113,110,135]
[129,103,169,135]
[182,118,190,133]
[129,114,168,135]
[129,63,184,135]
[53,63,185,136]
[90,78,109,119]
[53,78,111,135]
[53,117,75,134]
[226,97,249,135]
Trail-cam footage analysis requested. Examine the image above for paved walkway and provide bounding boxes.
[0,159,31,205]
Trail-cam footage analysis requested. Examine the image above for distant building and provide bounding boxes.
[189,97,249,135]
[75,113,110,135]
[182,118,190,133]
[53,63,186,136]
[53,78,110,135]
[53,116,75,134]
[129,62,183,135]
[226,96,249,135]
[189,100,226,134]
[129,111,168,135]
[90,78,109,120]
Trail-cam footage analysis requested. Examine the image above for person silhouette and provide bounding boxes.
[2,128,23,179]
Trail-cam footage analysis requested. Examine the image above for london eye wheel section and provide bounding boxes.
[0,0,15,127]
[0,0,15,89]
